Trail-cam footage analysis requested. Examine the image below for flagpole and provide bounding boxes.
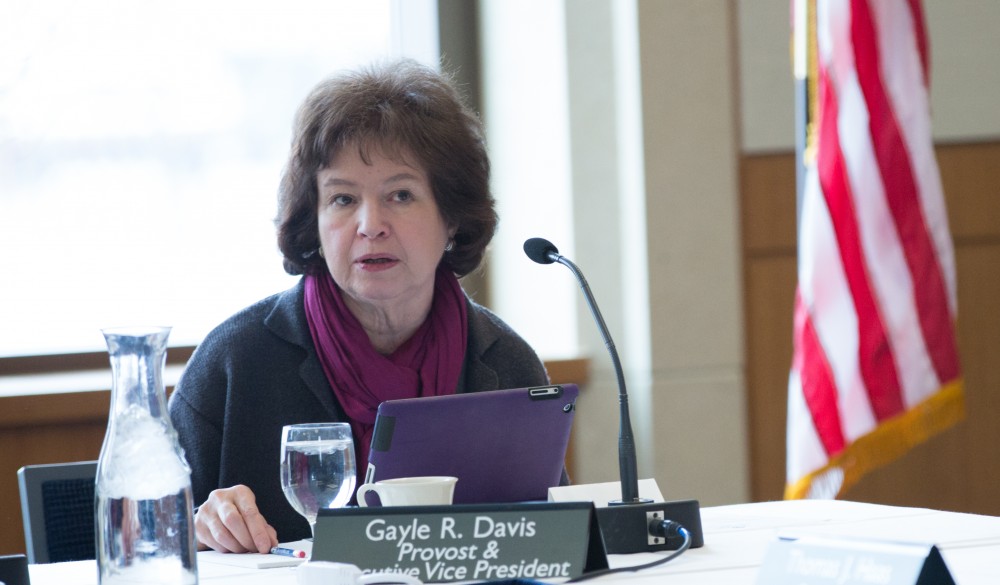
[792,0,813,231]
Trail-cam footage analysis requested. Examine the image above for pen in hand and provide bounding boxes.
[270,546,307,558]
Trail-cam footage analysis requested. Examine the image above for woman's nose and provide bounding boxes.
[357,202,388,238]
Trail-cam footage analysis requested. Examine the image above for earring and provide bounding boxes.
[444,239,455,252]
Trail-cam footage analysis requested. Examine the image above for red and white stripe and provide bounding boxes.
[786,0,961,499]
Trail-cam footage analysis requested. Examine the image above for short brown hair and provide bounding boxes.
[276,59,496,277]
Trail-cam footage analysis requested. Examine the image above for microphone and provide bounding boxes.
[522,237,560,265]
[523,237,642,505]
[523,237,703,554]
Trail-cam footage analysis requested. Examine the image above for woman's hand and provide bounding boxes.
[194,485,279,553]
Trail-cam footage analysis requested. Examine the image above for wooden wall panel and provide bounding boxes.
[744,256,796,500]
[740,152,799,501]
[740,153,797,254]
[846,243,1000,514]
[0,359,587,556]
[0,391,109,557]
[741,141,1000,513]
[938,142,1000,241]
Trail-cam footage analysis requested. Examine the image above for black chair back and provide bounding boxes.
[17,461,98,564]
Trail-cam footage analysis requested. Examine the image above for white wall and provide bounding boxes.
[739,0,1000,153]
[634,0,747,505]
[563,0,657,486]
[481,0,748,506]
[479,0,578,360]
[480,0,1000,506]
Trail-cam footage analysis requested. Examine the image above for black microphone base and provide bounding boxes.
[595,499,704,554]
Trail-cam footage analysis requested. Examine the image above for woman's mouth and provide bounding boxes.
[356,255,398,270]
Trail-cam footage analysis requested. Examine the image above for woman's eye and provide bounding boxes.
[332,194,354,206]
[393,190,413,202]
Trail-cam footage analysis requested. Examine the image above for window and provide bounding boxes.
[0,0,436,356]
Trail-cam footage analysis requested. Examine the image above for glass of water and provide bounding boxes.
[280,423,357,535]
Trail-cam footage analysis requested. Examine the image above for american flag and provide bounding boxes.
[786,0,963,499]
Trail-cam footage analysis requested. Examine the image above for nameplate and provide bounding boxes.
[755,534,955,585]
[313,502,608,583]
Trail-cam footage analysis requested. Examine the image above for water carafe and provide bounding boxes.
[96,327,198,584]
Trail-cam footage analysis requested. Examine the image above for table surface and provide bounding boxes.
[28,499,1000,584]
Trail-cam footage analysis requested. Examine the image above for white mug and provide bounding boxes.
[356,476,458,507]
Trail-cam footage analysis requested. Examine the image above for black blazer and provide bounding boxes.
[168,278,548,541]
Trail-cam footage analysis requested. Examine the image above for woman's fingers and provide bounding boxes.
[195,485,278,553]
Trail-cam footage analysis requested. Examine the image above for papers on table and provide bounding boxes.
[198,540,312,569]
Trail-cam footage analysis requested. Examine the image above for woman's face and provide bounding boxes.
[316,146,452,313]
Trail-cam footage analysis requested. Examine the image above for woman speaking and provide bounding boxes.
[168,59,548,553]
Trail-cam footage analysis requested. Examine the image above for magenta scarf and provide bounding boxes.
[303,265,468,490]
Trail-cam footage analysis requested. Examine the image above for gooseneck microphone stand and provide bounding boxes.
[523,237,643,505]
[523,237,703,554]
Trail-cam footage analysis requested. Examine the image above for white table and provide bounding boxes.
[28,500,1000,584]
